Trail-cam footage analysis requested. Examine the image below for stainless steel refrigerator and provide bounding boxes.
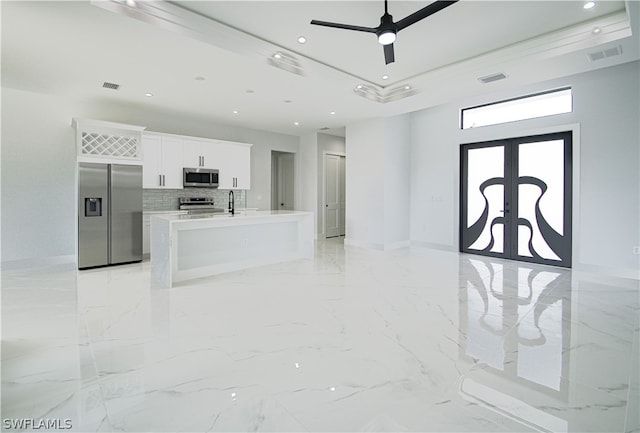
[78,163,142,269]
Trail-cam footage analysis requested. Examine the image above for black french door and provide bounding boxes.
[460,132,572,267]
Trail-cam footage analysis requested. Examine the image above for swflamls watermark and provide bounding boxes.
[2,418,72,430]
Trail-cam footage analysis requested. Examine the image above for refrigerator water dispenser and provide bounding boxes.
[85,198,102,217]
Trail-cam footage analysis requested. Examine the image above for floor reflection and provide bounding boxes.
[460,255,571,396]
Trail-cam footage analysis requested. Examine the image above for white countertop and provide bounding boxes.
[152,210,311,223]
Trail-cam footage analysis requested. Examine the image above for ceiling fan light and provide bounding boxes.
[377,30,396,45]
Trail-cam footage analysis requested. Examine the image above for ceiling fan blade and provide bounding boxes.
[310,20,377,34]
[383,43,395,64]
[395,0,458,32]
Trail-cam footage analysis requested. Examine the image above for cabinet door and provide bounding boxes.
[142,135,163,188]
[200,141,225,169]
[182,140,202,168]
[216,142,235,189]
[218,143,251,189]
[161,137,184,189]
[231,145,251,189]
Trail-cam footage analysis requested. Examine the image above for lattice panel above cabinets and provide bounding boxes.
[73,118,146,164]
[81,132,138,158]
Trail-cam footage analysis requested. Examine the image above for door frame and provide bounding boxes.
[459,131,573,267]
[322,151,346,239]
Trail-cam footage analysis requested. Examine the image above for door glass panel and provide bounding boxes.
[490,223,504,254]
[467,146,505,252]
[518,140,564,261]
[461,132,571,267]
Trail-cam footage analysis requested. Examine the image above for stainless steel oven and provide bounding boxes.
[183,168,219,188]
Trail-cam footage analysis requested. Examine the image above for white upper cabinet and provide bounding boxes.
[183,139,225,169]
[217,142,251,189]
[182,140,202,168]
[142,134,183,189]
[144,131,252,190]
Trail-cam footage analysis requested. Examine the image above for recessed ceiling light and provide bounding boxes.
[583,1,596,9]
[404,85,411,90]
[125,0,137,7]
[274,52,282,59]
[356,85,364,90]
[330,111,336,115]
[592,27,602,34]
[382,75,389,80]
[294,122,300,126]
[145,92,153,97]
[233,110,238,114]
[298,36,307,44]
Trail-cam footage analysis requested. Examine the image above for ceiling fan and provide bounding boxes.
[310,0,458,65]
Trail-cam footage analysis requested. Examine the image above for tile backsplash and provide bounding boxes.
[143,188,246,211]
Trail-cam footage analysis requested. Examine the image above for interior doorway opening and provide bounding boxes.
[271,151,295,211]
[323,153,346,238]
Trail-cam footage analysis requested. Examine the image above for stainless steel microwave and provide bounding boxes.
[183,168,219,188]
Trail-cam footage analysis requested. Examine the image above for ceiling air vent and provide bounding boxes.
[102,81,120,90]
[587,45,622,62]
[478,73,507,84]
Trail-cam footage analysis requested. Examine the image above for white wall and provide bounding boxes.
[345,119,385,248]
[1,88,78,265]
[345,115,411,249]
[297,133,319,235]
[383,115,411,246]
[409,60,640,277]
[1,88,299,264]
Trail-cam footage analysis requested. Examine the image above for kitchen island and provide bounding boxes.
[150,210,314,287]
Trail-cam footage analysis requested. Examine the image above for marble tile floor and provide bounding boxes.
[1,237,638,432]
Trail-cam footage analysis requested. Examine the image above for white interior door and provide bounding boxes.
[325,154,340,238]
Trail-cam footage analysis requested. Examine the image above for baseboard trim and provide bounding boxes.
[1,255,76,271]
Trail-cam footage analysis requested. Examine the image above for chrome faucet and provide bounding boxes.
[228,190,234,215]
